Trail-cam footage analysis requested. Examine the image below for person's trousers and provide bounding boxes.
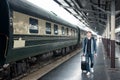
[86,53,94,72]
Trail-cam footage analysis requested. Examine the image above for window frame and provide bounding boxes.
[54,24,58,35]
[61,26,65,35]
[46,22,51,34]
[66,28,69,35]
[29,18,38,34]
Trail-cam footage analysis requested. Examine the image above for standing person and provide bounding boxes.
[82,31,97,76]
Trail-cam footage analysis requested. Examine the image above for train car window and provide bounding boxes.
[54,24,58,35]
[29,18,38,33]
[61,27,65,35]
[46,22,51,34]
[73,30,75,36]
[71,29,72,36]
[66,28,69,35]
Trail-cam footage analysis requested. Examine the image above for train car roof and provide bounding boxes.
[8,0,77,29]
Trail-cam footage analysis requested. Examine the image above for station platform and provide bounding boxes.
[104,43,120,80]
[38,40,112,80]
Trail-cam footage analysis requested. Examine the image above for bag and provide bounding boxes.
[81,56,87,70]
[81,56,86,61]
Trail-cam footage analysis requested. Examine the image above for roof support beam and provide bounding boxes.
[89,19,107,23]
[87,16,107,23]
[89,2,110,14]
[98,23,106,27]
[61,5,106,14]
[116,16,120,20]
[116,10,120,15]
[68,0,92,27]
[89,21,106,27]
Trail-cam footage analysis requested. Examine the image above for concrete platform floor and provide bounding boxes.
[104,44,120,80]
[39,40,109,80]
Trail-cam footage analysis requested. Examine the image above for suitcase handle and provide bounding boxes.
[81,56,86,61]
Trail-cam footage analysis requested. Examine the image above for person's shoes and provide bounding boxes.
[86,72,90,76]
[91,68,94,73]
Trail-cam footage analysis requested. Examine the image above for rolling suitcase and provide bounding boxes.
[81,56,87,71]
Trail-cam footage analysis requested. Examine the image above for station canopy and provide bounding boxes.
[54,0,120,35]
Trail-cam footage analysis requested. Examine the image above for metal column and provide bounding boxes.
[110,0,115,68]
[107,14,110,39]
[107,14,110,58]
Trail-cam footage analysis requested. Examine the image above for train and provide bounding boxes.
[0,0,86,79]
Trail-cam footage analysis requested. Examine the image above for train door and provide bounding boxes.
[0,0,10,66]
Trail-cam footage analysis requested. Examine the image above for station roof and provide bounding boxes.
[54,0,120,35]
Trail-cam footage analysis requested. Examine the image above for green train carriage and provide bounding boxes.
[0,0,81,79]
